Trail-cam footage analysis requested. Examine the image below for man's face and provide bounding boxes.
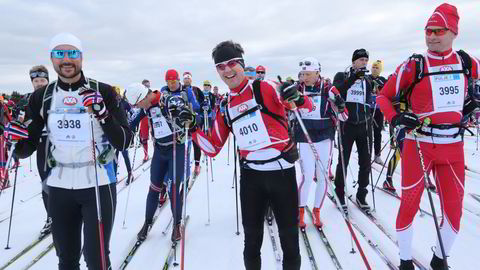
[352,57,369,70]
[143,81,151,88]
[51,45,83,80]
[136,92,154,109]
[213,86,219,94]
[425,26,456,53]
[256,71,265,80]
[203,84,212,92]
[183,77,192,86]
[167,80,179,91]
[303,71,319,86]
[32,78,48,90]
[216,59,245,89]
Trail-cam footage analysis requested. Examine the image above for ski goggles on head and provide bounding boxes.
[215,57,242,71]
[51,49,82,59]
[425,28,449,36]
[30,71,48,79]
[299,61,313,67]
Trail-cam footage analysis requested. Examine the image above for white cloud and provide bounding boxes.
[0,0,478,95]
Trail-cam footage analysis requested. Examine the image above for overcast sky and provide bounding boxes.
[0,0,478,95]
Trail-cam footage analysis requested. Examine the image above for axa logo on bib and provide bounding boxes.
[63,96,78,105]
[237,104,248,113]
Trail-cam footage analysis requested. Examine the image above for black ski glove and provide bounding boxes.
[178,107,196,128]
[391,112,421,130]
[333,94,346,113]
[279,82,304,106]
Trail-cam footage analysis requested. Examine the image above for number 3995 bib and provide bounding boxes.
[229,98,272,151]
[427,60,465,113]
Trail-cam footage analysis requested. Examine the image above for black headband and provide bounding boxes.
[214,45,244,66]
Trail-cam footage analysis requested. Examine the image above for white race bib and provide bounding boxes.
[49,110,91,147]
[346,80,366,104]
[229,98,272,151]
[300,95,327,120]
[150,107,172,139]
[428,62,465,113]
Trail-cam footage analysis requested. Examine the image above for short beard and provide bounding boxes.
[57,63,81,79]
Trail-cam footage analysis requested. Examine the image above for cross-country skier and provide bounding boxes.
[368,60,388,164]
[255,65,266,81]
[10,32,134,270]
[130,69,199,242]
[177,40,313,270]
[377,4,480,269]
[295,57,346,229]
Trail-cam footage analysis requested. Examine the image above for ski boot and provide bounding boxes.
[298,207,306,228]
[356,193,371,214]
[158,185,167,207]
[383,179,396,192]
[374,155,383,165]
[265,206,274,226]
[328,168,334,181]
[426,181,437,192]
[312,207,323,228]
[171,223,181,242]
[143,156,149,163]
[40,217,52,237]
[430,254,447,270]
[137,220,152,241]
[126,171,133,185]
[399,259,414,270]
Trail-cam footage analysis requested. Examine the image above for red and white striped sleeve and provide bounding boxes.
[191,109,230,158]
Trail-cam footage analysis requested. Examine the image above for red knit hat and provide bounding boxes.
[425,3,459,34]
[165,69,179,81]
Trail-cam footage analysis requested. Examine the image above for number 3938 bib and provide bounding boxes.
[428,60,465,113]
[229,98,272,151]
[150,107,172,139]
[49,112,91,147]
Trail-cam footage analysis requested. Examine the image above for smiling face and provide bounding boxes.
[425,26,456,52]
[50,44,83,83]
[216,60,245,89]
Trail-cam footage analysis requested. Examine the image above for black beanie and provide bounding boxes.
[352,49,369,62]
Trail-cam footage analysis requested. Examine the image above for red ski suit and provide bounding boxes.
[377,49,480,259]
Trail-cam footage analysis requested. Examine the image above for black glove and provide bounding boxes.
[279,82,304,105]
[391,112,421,129]
[354,67,369,79]
[332,94,345,113]
[177,107,196,128]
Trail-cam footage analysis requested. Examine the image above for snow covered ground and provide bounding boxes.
[0,129,479,269]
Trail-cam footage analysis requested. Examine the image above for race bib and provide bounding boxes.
[49,112,90,147]
[429,63,465,113]
[346,80,365,104]
[300,95,323,120]
[150,107,172,139]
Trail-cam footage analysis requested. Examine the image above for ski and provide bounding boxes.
[470,193,480,203]
[347,195,429,270]
[305,206,343,270]
[22,242,55,270]
[118,200,169,270]
[162,215,190,270]
[326,193,398,270]
[465,165,480,175]
[265,217,282,264]
[20,191,42,203]
[0,233,51,270]
[299,227,319,270]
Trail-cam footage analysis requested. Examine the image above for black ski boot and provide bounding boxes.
[334,193,348,216]
[137,220,152,241]
[126,171,133,185]
[40,217,52,237]
[265,206,273,226]
[399,259,414,270]
[430,254,447,270]
[356,192,371,214]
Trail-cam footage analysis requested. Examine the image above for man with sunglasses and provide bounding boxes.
[256,65,266,81]
[133,69,199,242]
[10,32,134,270]
[177,40,313,270]
[332,48,374,214]
[377,4,480,270]
[295,57,346,229]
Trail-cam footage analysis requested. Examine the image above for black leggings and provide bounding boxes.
[240,166,300,270]
[49,183,116,270]
[36,136,51,217]
[372,110,384,156]
[192,140,201,165]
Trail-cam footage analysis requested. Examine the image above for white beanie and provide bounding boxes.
[125,83,150,105]
[49,32,83,51]
[299,57,321,72]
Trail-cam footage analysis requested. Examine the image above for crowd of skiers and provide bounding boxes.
[1,2,480,270]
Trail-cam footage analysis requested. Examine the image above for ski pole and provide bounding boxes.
[89,115,107,270]
[180,127,189,270]
[29,156,32,172]
[0,143,16,201]
[370,133,396,167]
[4,142,18,250]
[364,105,376,213]
[411,118,448,269]
[293,107,372,270]
[227,135,230,165]
[233,137,240,235]
[121,131,139,228]
[203,108,211,225]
